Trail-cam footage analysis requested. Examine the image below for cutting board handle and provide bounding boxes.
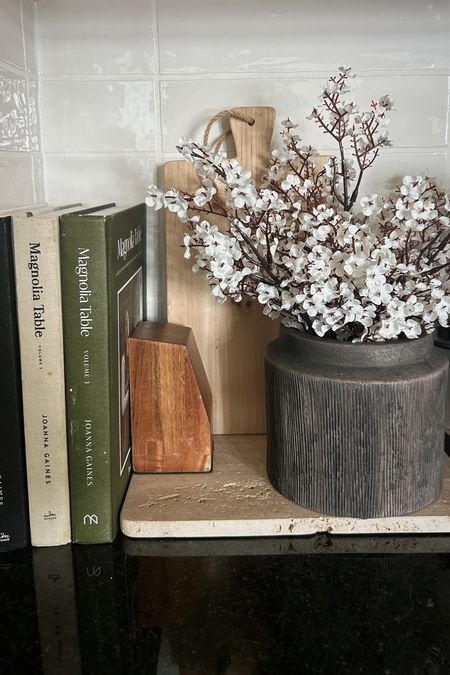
[230,106,276,187]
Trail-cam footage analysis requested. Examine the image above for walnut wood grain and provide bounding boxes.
[129,321,212,473]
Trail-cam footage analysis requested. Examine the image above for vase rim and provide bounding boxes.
[279,325,435,367]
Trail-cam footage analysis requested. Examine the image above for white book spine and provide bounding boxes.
[13,215,71,545]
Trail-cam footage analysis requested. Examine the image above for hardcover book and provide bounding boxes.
[60,204,146,543]
[0,215,29,550]
[13,208,74,546]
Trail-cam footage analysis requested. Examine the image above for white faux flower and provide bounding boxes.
[378,95,394,111]
[211,284,227,303]
[271,148,291,165]
[411,199,437,221]
[145,185,165,210]
[146,70,450,343]
[230,184,258,209]
[164,189,189,220]
[281,119,298,130]
[281,174,301,191]
[395,198,409,221]
[400,176,425,200]
[183,234,192,259]
[193,181,217,207]
[360,194,381,217]
[256,283,279,304]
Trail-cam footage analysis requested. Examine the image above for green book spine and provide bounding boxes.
[60,205,146,543]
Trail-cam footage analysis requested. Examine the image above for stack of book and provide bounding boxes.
[0,202,146,549]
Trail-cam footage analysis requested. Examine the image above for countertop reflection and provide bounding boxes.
[1,534,450,674]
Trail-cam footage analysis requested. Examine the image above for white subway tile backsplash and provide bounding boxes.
[44,155,156,205]
[357,151,448,199]
[0,154,35,208]
[41,80,156,153]
[0,2,43,209]
[158,0,450,74]
[0,0,25,71]
[21,0,37,73]
[27,78,40,152]
[161,75,449,154]
[2,0,449,304]
[32,153,45,204]
[37,0,155,76]
[0,68,31,151]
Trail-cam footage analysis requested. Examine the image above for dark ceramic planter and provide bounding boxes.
[434,327,450,350]
[265,326,448,518]
[434,327,450,432]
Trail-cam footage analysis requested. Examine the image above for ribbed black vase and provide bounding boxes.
[265,327,448,518]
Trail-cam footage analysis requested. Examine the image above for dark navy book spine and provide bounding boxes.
[0,215,29,551]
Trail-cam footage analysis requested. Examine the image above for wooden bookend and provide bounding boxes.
[129,321,212,473]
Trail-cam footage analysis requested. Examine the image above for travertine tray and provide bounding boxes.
[120,435,450,539]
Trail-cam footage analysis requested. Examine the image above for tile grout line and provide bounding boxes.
[36,69,450,82]
[34,146,449,158]
[151,0,166,320]
[19,0,36,202]
[32,1,48,205]
[152,0,163,165]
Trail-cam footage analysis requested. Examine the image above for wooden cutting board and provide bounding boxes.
[164,107,279,434]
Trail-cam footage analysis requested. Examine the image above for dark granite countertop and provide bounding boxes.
[1,534,450,674]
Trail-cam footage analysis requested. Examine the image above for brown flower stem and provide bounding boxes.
[338,140,349,210]
[425,230,450,265]
[422,260,450,276]
[330,158,345,207]
[233,221,279,283]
